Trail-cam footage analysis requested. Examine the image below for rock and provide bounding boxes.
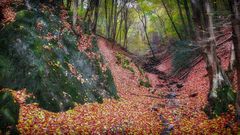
[169,81,177,85]
[189,92,198,97]
[176,83,183,88]
[167,124,174,131]
[0,9,118,112]
[165,93,178,99]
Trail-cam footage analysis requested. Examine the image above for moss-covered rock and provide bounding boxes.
[0,8,118,112]
[0,90,19,134]
[204,86,236,118]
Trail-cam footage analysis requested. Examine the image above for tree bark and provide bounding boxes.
[108,0,114,38]
[111,0,118,41]
[117,10,124,43]
[105,0,109,37]
[72,0,78,27]
[228,43,236,82]
[190,0,203,41]
[229,0,240,123]
[123,6,129,49]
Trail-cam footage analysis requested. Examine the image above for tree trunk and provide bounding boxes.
[228,43,236,82]
[161,0,182,40]
[72,0,78,27]
[117,10,124,43]
[123,6,129,49]
[229,0,240,123]
[137,11,156,58]
[108,0,114,38]
[190,0,203,41]
[177,0,188,39]
[204,0,231,95]
[92,0,99,34]
[105,0,109,37]
[67,0,72,10]
[202,0,233,117]
[112,0,118,41]
[213,0,217,11]
[183,0,195,39]
[83,0,90,21]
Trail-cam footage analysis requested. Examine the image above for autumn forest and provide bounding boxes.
[0,0,240,134]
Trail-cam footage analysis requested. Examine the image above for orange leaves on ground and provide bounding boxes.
[60,10,71,30]
[42,32,57,41]
[1,6,16,24]
[67,63,78,76]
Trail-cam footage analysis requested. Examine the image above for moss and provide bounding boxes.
[137,66,145,76]
[0,90,19,134]
[16,10,35,20]
[115,53,135,73]
[138,78,151,88]
[204,86,236,118]
[105,68,119,99]
[0,56,13,81]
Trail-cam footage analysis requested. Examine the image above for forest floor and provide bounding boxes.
[12,35,239,134]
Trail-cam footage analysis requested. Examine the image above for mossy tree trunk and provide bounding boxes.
[191,0,234,117]
[204,0,231,99]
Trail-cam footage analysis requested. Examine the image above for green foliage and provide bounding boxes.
[138,78,151,88]
[115,53,135,73]
[137,66,145,76]
[0,90,19,134]
[204,86,236,118]
[0,8,118,112]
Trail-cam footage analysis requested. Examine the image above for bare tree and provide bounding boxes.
[136,7,156,58]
